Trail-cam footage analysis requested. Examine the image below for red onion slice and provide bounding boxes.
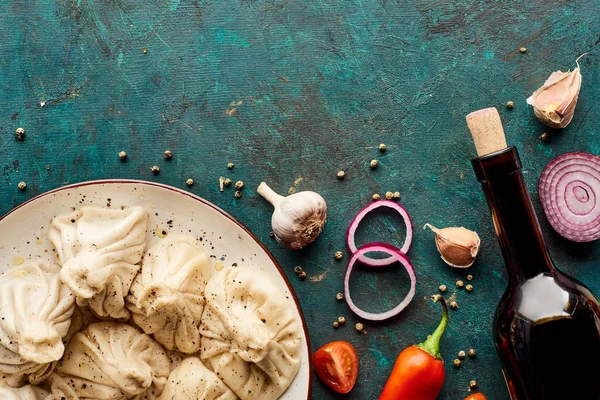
[538,152,600,242]
[346,200,413,266]
[344,243,416,321]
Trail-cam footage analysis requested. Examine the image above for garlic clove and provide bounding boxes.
[257,182,327,250]
[424,224,480,268]
[526,56,584,129]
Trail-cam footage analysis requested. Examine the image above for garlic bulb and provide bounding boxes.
[526,56,584,128]
[424,224,480,268]
[257,182,327,250]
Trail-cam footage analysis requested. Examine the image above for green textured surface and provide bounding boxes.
[1,1,600,399]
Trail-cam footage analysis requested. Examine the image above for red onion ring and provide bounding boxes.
[346,200,413,266]
[538,152,600,242]
[344,243,416,321]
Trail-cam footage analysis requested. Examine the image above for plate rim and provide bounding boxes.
[0,178,313,399]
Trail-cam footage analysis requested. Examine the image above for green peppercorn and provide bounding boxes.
[379,143,387,152]
[163,150,173,159]
[235,181,244,190]
[234,190,242,199]
[151,166,160,174]
[370,159,378,168]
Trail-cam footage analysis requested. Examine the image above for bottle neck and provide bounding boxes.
[472,147,554,284]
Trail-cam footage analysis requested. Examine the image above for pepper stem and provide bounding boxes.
[257,182,284,208]
[417,295,449,361]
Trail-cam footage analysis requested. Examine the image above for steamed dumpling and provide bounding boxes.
[127,235,210,354]
[0,262,75,387]
[200,267,302,400]
[157,357,237,400]
[0,384,50,400]
[49,205,149,319]
[52,322,170,400]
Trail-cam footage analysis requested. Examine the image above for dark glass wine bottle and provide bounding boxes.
[472,146,600,400]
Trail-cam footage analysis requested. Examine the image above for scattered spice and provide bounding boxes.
[469,380,478,390]
[424,224,481,268]
[506,101,514,109]
[224,178,232,187]
[337,170,345,180]
[355,322,364,332]
[466,284,473,292]
[333,321,340,328]
[151,166,160,175]
[219,177,225,192]
[453,359,461,368]
[17,181,26,191]
[234,190,243,199]
[468,348,476,358]
[142,47,148,54]
[519,47,527,53]
[336,293,344,301]
[385,191,393,200]
[118,151,127,160]
[15,127,25,141]
[456,280,465,288]
[294,266,303,274]
[334,251,343,260]
[393,191,400,200]
[372,193,381,201]
[338,316,346,325]
[379,143,387,152]
[256,181,327,250]
[186,178,194,186]
[467,274,473,281]
[370,159,379,168]
[540,132,551,142]
[458,350,466,360]
[450,300,458,309]
[163,150,173,159]
[235,181,244,190]
[439,284,447,292]
[227,162,235,169]
[298,271,307,280]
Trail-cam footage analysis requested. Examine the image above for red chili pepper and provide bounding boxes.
[464,394,488,400]
[378,297,449,400]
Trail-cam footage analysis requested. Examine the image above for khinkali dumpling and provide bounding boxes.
[127,235,210,354]
[52,322,170,400]
[157,357,237,400]
[200,267,302,400]
[49,205,149,319]
[0,262,75,387]
[0,384,50,400]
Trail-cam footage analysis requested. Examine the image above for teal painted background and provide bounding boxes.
[1,1,600,399]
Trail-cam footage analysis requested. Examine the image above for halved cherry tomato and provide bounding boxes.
[313,341,359,394]
[464,394,488,400]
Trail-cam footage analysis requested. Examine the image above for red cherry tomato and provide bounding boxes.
[313,341,359,394]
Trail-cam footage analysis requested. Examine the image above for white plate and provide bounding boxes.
[0,179,312,399]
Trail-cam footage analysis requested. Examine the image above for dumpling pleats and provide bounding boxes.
[127,235,210,354]
[157,357,237,400]
[52,322,170,400]
[200,267,302,400]
[0,262,75,386]
[49,206,149,319]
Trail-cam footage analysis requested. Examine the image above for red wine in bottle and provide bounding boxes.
[472,146,600,400]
